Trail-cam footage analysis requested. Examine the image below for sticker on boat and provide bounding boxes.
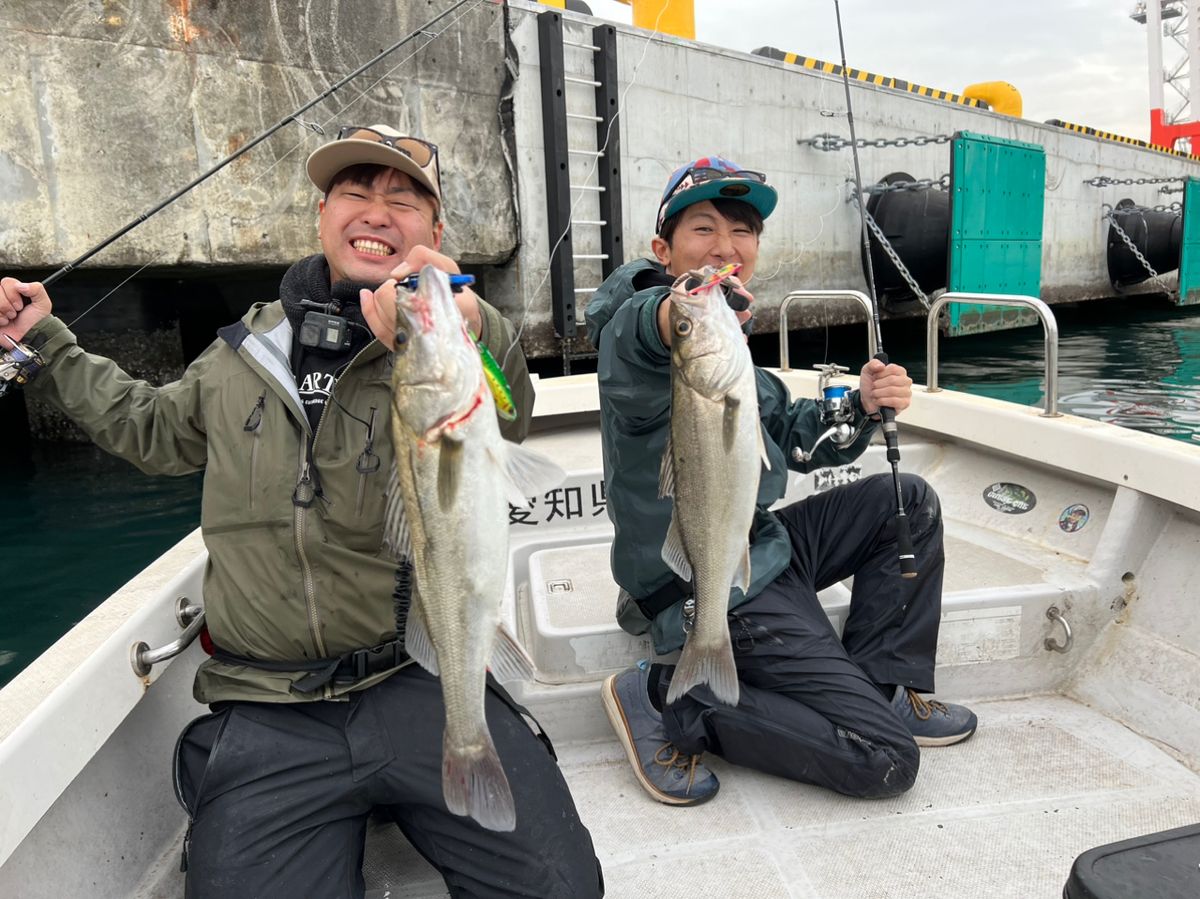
[813,464,863,493]
[936,607,1023,664]
[983,482,1037,514]
[1059,503,1090,532]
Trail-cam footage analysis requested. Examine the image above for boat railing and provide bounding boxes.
[129,595,205,676]
[778,290,878,370]
[926,292,1061,417]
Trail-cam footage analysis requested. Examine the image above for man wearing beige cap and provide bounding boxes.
[0,125,603,898]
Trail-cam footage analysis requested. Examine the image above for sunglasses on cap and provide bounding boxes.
[335,126,441,187]
[657,165,769,232]
[666,166,767,199]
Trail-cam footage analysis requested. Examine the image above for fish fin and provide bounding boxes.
[658,433,675,499]
[495,443,566,508]
[757,422,771,471]
[437,438,464,510]
[404,595,439,676]
[489,621,535,683]
[666,636,740,708]
[443,732,516,832]
[723,395,741,455]
[661,511,693,581]
[733,545,752,594]
[382,462,412,560]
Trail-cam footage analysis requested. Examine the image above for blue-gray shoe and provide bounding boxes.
[893,687,978,747]
[601,662,719,806]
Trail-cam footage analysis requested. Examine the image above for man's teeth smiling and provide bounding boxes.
[352,239,394,257]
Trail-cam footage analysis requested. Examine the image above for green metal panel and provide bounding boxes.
[947,131,1046,335]
[1177,177,1200,305]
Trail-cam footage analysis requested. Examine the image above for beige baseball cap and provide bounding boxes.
[306,125,441,206]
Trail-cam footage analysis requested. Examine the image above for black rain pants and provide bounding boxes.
[174,665,603,899]
[657,472,943,799]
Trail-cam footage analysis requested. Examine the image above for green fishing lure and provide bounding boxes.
[475,338,517,421]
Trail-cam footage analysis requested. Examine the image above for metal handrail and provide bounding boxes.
[130,596,205,677]
[778,290,878,371]
[926,292,1061,418]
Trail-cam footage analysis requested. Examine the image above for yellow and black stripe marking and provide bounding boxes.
[1046,119,1200,162]
[754,46,989,110]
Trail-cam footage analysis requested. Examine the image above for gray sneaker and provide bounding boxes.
[893,686,978,747]
[601,661,719,806]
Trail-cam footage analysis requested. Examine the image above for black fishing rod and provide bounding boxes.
[36,0,479,291]
[833,0,918,579]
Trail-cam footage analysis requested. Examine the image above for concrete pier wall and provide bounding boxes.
[0,0,516,269]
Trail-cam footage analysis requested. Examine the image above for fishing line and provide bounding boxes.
[501,1,670,371]
[48,0,490,328]
[751,180,843,285]
[833,0,918,578]
[63,263,161,330]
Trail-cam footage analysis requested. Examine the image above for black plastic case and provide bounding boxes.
[1063,823,1200,898]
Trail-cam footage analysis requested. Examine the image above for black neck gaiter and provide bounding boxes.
[279,254,378,432]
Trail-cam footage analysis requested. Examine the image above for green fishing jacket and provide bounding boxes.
[585,258,879,654]
[23,292,532,704]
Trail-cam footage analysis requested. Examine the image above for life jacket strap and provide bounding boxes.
[209,638,409,693]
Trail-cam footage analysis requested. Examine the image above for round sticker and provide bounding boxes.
[983,482,1037,514]
[1058,504,1090,533]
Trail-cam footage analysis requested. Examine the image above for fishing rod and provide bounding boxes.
[833,0,918,579]
[33,0,480,292]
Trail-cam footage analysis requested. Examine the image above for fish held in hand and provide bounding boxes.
[660,266,769,708]
[383,265,564,831]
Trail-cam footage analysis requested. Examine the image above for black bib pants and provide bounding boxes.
[656,472,943,799]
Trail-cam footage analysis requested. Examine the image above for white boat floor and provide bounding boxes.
[361,694,1200,899]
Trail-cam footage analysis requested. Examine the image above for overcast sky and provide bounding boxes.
[585,0,1174,141]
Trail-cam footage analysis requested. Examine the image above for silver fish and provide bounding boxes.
[660,267,769,708]
[384,265,564,831]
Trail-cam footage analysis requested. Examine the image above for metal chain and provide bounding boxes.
[1084,175,1185,187]
[804,133,954,152]
[854,196,931,309]
[1160,184,1184,194]
[1102,204,1174,295]
[860,173,950,195]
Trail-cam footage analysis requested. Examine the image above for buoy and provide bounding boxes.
[1106,198,1181,289]
[863,171,950,307]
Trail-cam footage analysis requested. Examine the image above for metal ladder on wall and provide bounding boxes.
[537,10,624,373]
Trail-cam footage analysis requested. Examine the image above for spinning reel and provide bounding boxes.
[0,335,45,398]
[791,363,865,463]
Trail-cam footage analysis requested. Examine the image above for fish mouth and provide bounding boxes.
[349,236,397,258]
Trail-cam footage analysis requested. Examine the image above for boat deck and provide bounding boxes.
[360,694,1200,898]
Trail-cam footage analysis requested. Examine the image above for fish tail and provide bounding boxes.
[442,730,517,832]
[666,637,740,708]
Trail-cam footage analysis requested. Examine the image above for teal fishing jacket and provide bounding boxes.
[585,258,880,654]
